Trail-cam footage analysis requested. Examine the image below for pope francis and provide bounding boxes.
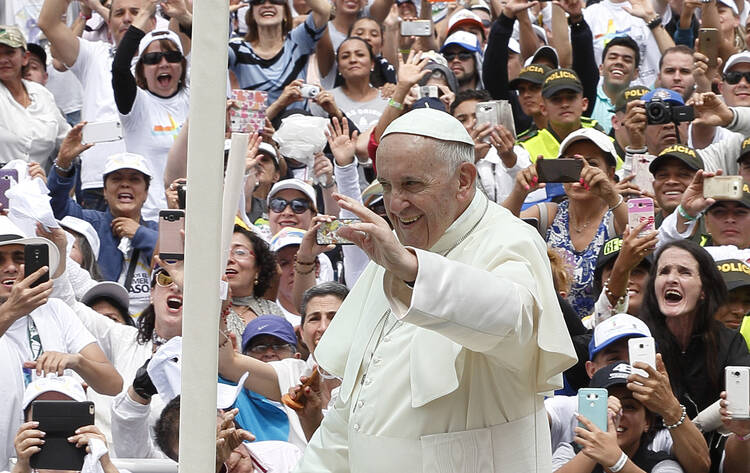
[294,108,577,472]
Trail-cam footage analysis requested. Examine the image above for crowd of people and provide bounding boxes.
[2,0,750,470]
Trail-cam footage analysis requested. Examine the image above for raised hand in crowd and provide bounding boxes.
[489,124,518,169]
[469,122,493,162]
[166,178,186,210]
[27,162,47,184]
[692,92,735,127]
[215,408,255,473]
[313,89,344,121]
[0,266,53,332]
[719,389,750,473]
[503,0,540,19]
[285,369,325,441]
[624,99,648,150]
[572,411,623,470]
[266,79,306,121]
[674,169,722,232]
[602,222,658,306]
[693,49,722,94]
[161,0,193,26]
[613,175,642,198]
[552,0,583,18]
[35,224,68,278]
[55,123,93,175]
[326,117,359,167]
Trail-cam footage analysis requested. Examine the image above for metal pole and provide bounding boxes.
[178,0,229,469]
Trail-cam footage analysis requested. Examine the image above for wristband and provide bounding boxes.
[677,204,699,221]
[320,176,336,189]
[663,404,687,430]
[647,15,662,29]
[609,452,628,473]
[388,98,404,110]
[54,160,74,173]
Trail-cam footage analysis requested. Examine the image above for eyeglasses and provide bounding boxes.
[140,50,183,65]
[269,197,312,214]
[155,270,175,287]
[481,19,491,27]
[246,343,295,354]
[230,246,255,259]
[723,71,750,85]
[443,51,473,62]
[250,0,286,5]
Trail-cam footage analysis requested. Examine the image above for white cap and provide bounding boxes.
[558,128,618,167]
[590,313,651,358]
[717,0,739,15]
[381,108,474,146]
[469,0,491,14]
[0,215,60,276]
[447,10,484,36]
[524,45,559,68]
[258,142,279,166]
[441,31,482,54]
[724,50,750,73]
[81,281,130,311]
[103,152,153,179]
[267,178,316,209]
[269,227,306,252]
[22,376,87,409]
[137,29,184,59]
[60,216,100,260]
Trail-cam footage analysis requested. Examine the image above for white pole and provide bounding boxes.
[220,133,249,274]
[178,0,229,469]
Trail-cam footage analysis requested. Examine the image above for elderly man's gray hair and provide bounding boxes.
[433,139,475,172]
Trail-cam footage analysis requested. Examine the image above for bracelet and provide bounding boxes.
[294,261,316,275]
[603,278,626,307]
[388,98,404,110]
[54,159,74,173]
[738,432,750,441]
[293,254,315,266]
[663,404,687,430]
[676,204,700,221]
[609,452,628,473]
[647,15,662,29]
[608,194,624,212]
[320,176,335,189]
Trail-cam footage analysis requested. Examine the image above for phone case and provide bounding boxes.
[0,178,10,210]
[229,90,267,134]
[726,366,750,419]
[400,20,431,36]
[628,336,656,377]
[24,244,49,288]
[159,210,185,261]
[703,176,744,200]
[316,219,359,245]
[628,154,655,195]
[578,388,609,432]
[536,159,583,183]
[30,400,95,471]
[627,197,655,237]
[698,28,720,69]
[82,121,123,144]
[0,169,19,183]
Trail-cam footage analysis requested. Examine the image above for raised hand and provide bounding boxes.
[397,50,431,89]
[326,117,359,166]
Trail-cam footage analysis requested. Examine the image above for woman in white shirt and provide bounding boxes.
[0,26,69,166]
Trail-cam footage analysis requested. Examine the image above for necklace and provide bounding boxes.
[571,215,591,234]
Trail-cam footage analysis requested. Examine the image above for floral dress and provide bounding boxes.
[546,200,614,318]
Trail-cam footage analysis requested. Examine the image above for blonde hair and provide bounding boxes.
[547,247,573,296]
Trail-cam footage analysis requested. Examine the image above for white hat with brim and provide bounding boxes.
[81,281,130,312]
[558,128,618,168]
[267,179,316,210]
[269,227,306,252]
[22,376,87,410]
[381,108,474,146]
[258,142,280,167]
[137,29,184,59]
[724,50,750,74]
[717,0,739,16]
[60,216,100,260]
[0,216,60,277]
[103,152,153,180]
[440,31,482,54]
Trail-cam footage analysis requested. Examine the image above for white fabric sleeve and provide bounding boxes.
[111,390,166,459]
[72,300,136,363]
[657,208,697,248]
[550,442,576,471]
[292,395,351,472]
[652,459,685,472]
[50,299,97,354]
[591,290,629,327]
[513,145,532,168]
[334,161,370,288]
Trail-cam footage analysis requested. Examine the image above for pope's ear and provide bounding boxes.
[456,162,477,200]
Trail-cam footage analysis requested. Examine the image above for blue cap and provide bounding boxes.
[440,31,482,54]
[411,97,447,112]
[241,314,298,352]
[588,313,651,359]
[643,87,684,105]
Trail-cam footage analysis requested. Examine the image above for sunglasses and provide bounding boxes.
[155,270,175,287]
[443,51,473,62]
[269,197,312,214]
[250,0,286,5]
[141,50,183,65]
[230,246,255,259]
[724,71,750,85]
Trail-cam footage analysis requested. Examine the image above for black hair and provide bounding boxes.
[154,395,181,461]
[450,89,492,115]
[65,228,104,282]
[602,35,641,70]
[348,16,385,37]
[641,239,727,397]
[233,224,278,297]
[136,273,159,344]
[300,281,349,324]
[88,296,133,326]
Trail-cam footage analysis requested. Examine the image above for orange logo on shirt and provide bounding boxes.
[151,114,182,139]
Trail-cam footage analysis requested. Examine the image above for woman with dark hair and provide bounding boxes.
[224,224,284,340]
[112,1,190,220]
[641,239,750,416]
[347,16,396,88]
[228,0,330,105]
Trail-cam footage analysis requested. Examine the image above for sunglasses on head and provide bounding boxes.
[154,270,175,287]
[443,51,473,62]
[269,197,312,214]
[250,0,286,5]
[141,50,183,65]
[724,71,750,85]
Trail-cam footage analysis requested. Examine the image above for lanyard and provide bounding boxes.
[27,316,43,361]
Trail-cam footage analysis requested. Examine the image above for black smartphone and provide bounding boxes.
[177,183,186,210]
[24,244,49,288]
[536,158,583,183]
[30,400,95,471]
[159,209,185,261]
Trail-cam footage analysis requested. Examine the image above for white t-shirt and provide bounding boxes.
[551,441,684,472]
[310,87,387,133]
[0,336,24,471]
[45,67,84,116]
[116,246,152,316]
[120,87,190,221]
[69,38,127,191]
[476,147,531,204]
[583,0,667,87]
[269,356,315,450]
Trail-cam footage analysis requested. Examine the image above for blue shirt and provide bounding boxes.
[590,82,614,134]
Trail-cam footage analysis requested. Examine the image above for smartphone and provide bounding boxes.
[698,28,720,69]
[177,183,187,210]
[628,336,656,378]
[81,120,123,144]
[418,85,439,99]
[30,400,95,471]
[316,219,360,245]
[703,175,743,200]
[400,20,432,36]
[578,388,608,432]
[0,178,10,210]
[0,168,19,183]
[725,366,750,419]
[24,244,49,288]
[536,158,583,183]
[159,209,185,261]
[627,197,655,237]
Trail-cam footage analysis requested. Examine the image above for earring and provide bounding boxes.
[253,276,259,286]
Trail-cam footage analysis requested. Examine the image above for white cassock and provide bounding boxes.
[294,191,577,473]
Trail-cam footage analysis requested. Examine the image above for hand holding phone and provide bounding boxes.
[30,400,95,470]
[578,388,609,432]
[536,158,583,182]
[81,121,123,144]
[316,219,359,245]
[159,210,185,261]
[628,336,656,378]
[725,366,750,419]
[627,197,655,237]
[24,244,49,288]
[703,176,743,200]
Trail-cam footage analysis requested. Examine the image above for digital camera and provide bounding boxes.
[645,99,694,125]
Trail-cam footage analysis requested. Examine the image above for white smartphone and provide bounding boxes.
[82,121,123,144]
[628,336,656,378]
[400,20,432,37]
[725,366,750,419]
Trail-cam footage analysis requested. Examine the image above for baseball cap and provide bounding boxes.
[589,361,634,389]
[241,314,298,352]
[643,87,684,105]
[469,0,491,14]
[26,43,47,67]
[716,259,750,292]
[589,313,651,359]
[524,45,559,69]
[269,227,306,252]
[558,128,618,168]
[0,216,60,277]
[258,142,280,168]
[542,68,583,98]
[739,136,750,163]
[724,51,750,73]
[509,64,553,89]
[137,29,184,59]
[717,0,739,16]
[411,96,447,112]
[0,25,26,49]
[22,376,87,410]
[446,10,485,37]
[614,86,650,112]
[381,108,474,146]
[267,178,317,210]
[440,31,482,54]
[60,216,100,259]
[649,144,704,174]
[103,153,153,179]
[81,281,130,312]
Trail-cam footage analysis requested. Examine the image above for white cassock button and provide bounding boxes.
[357,400,365,408]
[373,358,381,365]
[383,336,391,343]
[353,423,360,431]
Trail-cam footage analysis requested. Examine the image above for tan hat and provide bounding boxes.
[0,25,26,50]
